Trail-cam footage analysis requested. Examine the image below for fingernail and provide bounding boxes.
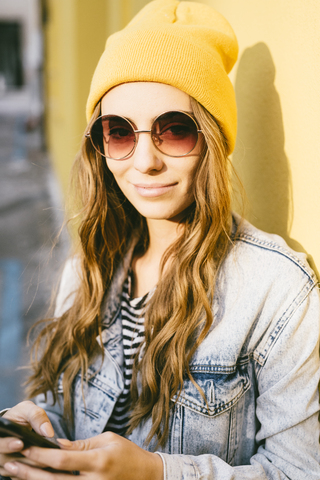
[40,421,54,437]
[4,462,18,474]
[8,439,24,450]
[57,438,73,447]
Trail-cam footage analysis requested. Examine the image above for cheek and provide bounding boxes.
[184,156,202,184]
[106,160,127,180]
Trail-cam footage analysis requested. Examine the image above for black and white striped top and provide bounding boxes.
[104,271,152,436]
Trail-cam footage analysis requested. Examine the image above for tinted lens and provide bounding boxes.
[152,111,199,156]
[91,115,135,159]
[89,111,200,159]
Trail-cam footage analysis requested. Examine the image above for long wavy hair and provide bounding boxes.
[27,95,233,447]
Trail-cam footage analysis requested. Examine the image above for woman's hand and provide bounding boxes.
[3,431,164,480]
[0,401,55,479]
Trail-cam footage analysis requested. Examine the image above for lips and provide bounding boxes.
[132,182,177,197]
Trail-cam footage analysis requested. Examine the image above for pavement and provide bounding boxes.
[0,88,69,410]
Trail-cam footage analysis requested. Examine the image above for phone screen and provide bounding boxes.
[0,417,60,449]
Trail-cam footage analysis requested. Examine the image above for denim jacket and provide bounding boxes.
[36,215,320,479]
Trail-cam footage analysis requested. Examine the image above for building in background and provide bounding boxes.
[0,0,43,121]
[0,20,23,89]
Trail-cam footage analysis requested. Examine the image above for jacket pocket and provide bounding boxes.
[170,364,251,462]
[172,364,250,417]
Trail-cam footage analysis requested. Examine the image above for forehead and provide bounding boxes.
[100,82,192,119]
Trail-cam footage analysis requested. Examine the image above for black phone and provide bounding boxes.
[0,417,60,449]
[0,417,81,475]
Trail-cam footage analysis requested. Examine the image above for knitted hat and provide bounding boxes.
[86,0,238,153]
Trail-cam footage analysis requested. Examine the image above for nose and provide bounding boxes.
[132,131,164,173]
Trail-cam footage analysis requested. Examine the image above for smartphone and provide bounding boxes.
[0,417,60,449]
[0,417,81,475]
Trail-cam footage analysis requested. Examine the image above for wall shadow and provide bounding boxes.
[231,42,318,277]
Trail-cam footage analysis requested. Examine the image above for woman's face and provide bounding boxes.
[101,82,203,223]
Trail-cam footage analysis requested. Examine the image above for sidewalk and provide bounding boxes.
[0,88,69,409]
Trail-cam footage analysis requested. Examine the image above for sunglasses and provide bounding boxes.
[85,110,203,160]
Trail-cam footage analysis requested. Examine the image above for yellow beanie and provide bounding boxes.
[86,0,238,153]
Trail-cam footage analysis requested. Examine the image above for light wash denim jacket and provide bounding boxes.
[36,215,320,479]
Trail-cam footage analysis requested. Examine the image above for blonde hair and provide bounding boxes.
[27,97,233,447]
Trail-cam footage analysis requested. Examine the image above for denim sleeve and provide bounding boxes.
[157,285,320,480]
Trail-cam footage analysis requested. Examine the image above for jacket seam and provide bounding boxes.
[234,233,316,284]
[190,355,251,372]
[254,281,318,376]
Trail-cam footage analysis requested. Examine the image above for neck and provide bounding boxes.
[131,218,184,297]
[146,218,183,261]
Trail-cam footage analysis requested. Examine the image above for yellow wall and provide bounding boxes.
[44,0,77,194]
[44,0,320,275]
[195,0,320,275]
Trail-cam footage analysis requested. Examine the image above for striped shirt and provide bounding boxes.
[104,271,151,436]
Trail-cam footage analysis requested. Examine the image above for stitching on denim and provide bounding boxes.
[172,376,251,417]
[180,405,184,455]
[190,355,251,372]
[253,281,309,366]
[81,348,124,394]
[86,376,119,396]
[190,456,200,480]
[234,233,316,283]
[80,407,100,420]
[254,281,317,375]
[73,370,120,397]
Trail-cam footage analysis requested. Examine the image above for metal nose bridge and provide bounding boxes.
[132,129,160,144]
[132,129,162,151]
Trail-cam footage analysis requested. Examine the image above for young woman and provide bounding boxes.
[1,1,319,479]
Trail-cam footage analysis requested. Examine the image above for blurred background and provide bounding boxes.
[0,0,319,409]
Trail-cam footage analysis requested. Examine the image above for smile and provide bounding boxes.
[132,183,177,197]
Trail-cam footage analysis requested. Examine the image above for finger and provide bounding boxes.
[3,453,48,468]
[0,463,20,480]
[0,466,12,477]
[0,472,19,479]
[0,452,40,476]
[0,437,24,454]
[4,461,75,479]
[4,402,54,438]
[58,431,120,451]
[1,453,25,465]
[23,446,103,473]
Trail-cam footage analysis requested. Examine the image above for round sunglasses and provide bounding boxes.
[85,110,203,160]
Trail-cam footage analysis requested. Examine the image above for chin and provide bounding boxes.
[138,210,178,221]
[134,204,191,222]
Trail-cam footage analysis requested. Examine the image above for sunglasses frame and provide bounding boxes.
[85,110,203,160]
